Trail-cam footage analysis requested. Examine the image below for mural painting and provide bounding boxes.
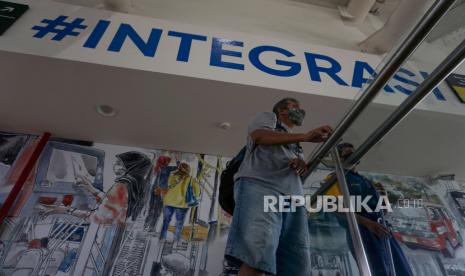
[0,133,35,216]
[303,169,465,276]
[363,173,465,276]
[0,139,232,276]
[1,132,465,276]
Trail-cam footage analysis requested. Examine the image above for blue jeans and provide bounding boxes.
[160,206,189,241]
[225,178,311,275]
[347,221,413,276]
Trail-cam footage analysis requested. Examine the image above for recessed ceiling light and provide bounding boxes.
[218,122,231,130]
[96,104,117,117]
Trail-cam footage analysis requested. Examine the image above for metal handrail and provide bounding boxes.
[346,38,465,165]
[314,40,465,276]
[330,148,372,276]
[303,1,460,275]
[303,0,458,178]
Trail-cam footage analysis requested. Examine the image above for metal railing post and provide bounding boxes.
[330,147,372,276]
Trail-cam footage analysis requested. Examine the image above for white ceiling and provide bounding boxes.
[2,50,465,179]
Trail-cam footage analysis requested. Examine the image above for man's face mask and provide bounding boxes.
[288,108,306,126]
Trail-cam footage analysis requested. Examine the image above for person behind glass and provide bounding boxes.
[159,162,200,242]
[326,143,413,276]
[223,98,333,276]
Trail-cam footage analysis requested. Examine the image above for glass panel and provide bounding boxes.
[308,211,360,276]
[359,173,465,275]
[332,15,465,271]
[340,0,465,156]
[336,3,465,272]
[305,160,363,276]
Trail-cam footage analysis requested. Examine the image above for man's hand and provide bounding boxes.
[289,159,308,176]
[304,125,333,143]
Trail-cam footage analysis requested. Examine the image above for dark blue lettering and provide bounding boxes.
[352,61,394,93]
[305,53,348,86]
[108,24,162,57]
[393,68,419,96]
[83,20,110,49]
[209,38,244,70]
[419,71,446,101]
[168,31,207,62]
[249,45,301,77]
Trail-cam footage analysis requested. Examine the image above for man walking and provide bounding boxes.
[224,98,333,276]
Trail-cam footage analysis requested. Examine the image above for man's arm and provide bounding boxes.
[251,129,306,145]
[251,125,333,146]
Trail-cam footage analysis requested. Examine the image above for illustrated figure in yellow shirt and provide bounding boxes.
[159,162,200,241]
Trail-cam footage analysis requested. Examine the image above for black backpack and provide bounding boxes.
[219,123,290,215]
[219,146,248,215]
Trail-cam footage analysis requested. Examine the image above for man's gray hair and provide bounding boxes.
[272,98,299,115]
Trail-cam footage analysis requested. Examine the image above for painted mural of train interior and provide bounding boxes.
[0,141,105,276]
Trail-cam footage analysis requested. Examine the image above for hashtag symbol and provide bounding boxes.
[32,15,87,41]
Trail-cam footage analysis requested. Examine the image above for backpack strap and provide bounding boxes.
[275,121,287,132]
[276,121,303,157]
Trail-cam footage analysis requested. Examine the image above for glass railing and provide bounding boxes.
[305,0,460,175]
[304,160,365,276]
[331,0,465,164]
[340,64,465,276]
[304,1,465,275]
